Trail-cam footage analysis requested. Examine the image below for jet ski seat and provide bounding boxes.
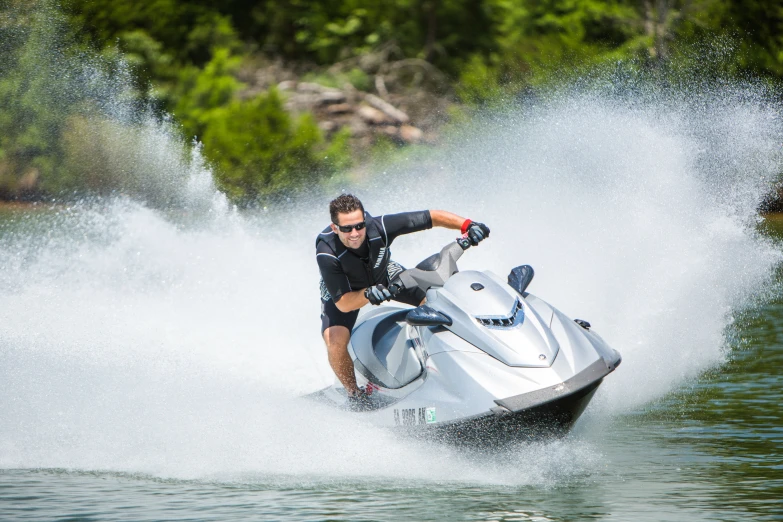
[349,310,423,389]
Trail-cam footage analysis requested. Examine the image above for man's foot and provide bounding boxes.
[346,387,374,412]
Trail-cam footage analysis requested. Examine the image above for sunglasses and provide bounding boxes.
[335,221,366,233]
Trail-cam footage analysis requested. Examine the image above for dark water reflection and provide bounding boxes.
[624,214,783,519]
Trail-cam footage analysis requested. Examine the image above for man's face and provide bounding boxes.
[331,209,366,249]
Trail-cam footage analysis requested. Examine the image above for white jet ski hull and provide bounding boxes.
[307,241,621,446]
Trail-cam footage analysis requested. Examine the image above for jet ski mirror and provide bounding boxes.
[508,265,535,295]
[406,305,453,327]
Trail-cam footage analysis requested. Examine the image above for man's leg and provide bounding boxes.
[320,295,360,395]
[323,325,359,395]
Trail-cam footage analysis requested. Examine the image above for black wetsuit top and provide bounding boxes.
[316,210,432,302]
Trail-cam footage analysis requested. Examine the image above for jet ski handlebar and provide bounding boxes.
[456,235,473,250]
[390,239,469,294]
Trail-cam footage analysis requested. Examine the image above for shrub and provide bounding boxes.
[200,88,351,205]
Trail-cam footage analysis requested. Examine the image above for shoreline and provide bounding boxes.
[1,200,783,219]
[0,201,62,212]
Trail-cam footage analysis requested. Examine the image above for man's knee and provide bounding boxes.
[323,325,351,349]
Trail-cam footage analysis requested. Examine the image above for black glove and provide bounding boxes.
[388,278,405,297]
[467,222,490,246]
[364,284,393,305]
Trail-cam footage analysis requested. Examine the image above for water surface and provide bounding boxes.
[0,215,780,521]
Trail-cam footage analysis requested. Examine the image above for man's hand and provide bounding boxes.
[467,222,490,246]
[364,284,393,305]
[388,277,405,297]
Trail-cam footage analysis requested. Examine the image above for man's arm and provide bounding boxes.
[317,248,353,303]
[431,210,490,246]
[381,209,468,244]
[430,209,470,230]
[331,211,485,313]
[334,290,369,313]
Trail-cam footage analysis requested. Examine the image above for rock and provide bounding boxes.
[399,125,423,144]
[297,82,342,95]
[380,125,399,138]
[375,75,389,98]
[364,94,409,123]
[18,168,39,191]
[342,82,360,103]
[286,93,321,110]
[318,91,347,105]
[292,82,347,104]
[319,121,337,132]
[297,82,326,93]
[357,105,392,125]
[350,119,370,136]
[277,80,297,91]
[325,103,353,115]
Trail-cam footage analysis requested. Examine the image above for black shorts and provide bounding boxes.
[320,286,426,334]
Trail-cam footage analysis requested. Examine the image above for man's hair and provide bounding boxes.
[329,193,365,224]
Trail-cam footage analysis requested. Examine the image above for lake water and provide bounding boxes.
[0,209,780,521]
[3,3,783,517]
[3,58,783,519]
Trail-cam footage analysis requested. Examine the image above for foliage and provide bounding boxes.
[453,0,732,104]
[65,0,243,65]
[0,2,353,205]
[246,0,494,73]
[172,47,245,139]
[169,49,352,205]
[301,67,371,91]
[3,0,783,204]
[723,0,783,77]
[60,0,783,90]
[455,54,507,107]
[200,88,351,205]
[0,3,82,198]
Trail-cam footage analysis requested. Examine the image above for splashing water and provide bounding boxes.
[0,6,782,485]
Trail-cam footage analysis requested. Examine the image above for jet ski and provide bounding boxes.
[307,238,621,445]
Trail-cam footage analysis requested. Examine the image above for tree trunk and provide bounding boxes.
[643,0,670,61]
[423,0,438,62]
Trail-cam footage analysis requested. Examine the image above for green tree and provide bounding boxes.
[172,47,244,139]
[723,0,783,77]
[66,0,242,65]
[201,88,351,204]
[0,3,82,197]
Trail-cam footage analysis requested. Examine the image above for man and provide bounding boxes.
[316,193,490,407]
